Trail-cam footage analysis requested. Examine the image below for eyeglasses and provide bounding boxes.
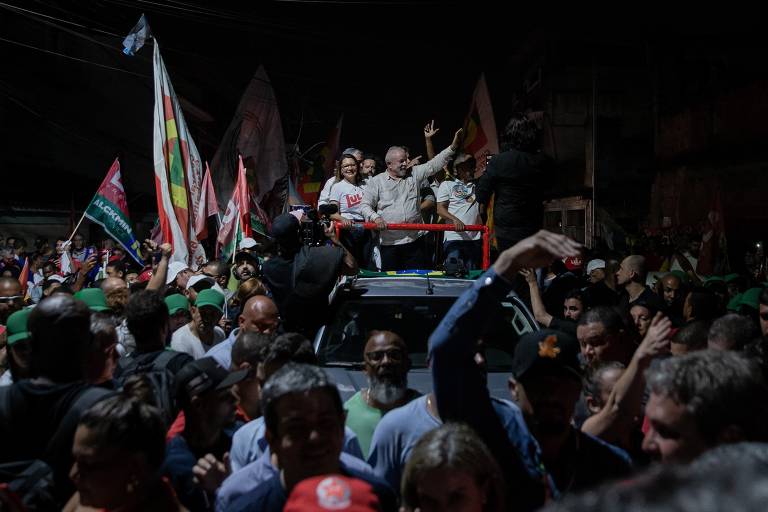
[365,349,405,363]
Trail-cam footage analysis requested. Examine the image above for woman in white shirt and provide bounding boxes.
[329,154,373,269]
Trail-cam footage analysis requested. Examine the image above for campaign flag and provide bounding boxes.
[122,13,150,56]
[83,158,143,265]
[195,162,220,240]
[296,115,343,206]
[462,74,499,247]
[211,66,289,220]
[217,156,251,260]
[153,41,206,267]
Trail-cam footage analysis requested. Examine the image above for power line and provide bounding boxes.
[0,1,124,38]
[0,36,149,78]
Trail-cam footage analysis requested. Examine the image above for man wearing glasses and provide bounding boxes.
[0,277,24,326]
[343,330,419,458]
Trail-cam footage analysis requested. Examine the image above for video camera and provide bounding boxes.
[292,204,337,247]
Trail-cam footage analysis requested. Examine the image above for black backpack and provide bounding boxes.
[116,350,185,426]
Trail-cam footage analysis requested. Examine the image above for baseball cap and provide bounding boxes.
[740,287,763,311]
[703,276,725,287]
[164,294,190,315]
[238,237,258,251]
[726,293,743,312]
[6,308,31,346]
[563,256,583,271]
[512,329,582,382]
[74,288,110,312]
[285,475,381,512]
[234,250,259,264]
[166,261,190,285]
[585,259,606,275]
[174,357,248,407]
[271,213,300,241]
[187,274,215,291]
[137,267,153,283]
[194,289,225,312]
[46,274,67,284]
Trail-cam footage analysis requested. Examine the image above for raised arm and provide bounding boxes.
[520,268,552,327]
[582,313,671,440]
[412,128,463,182]
[423,120,439,160]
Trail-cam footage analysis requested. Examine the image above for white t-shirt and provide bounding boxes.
[317,176,338,206]
[170,323,226,359]
[330,179,366,221]
[437,180,481,242]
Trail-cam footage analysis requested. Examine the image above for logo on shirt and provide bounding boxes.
[315,476,351,509]
[345,193,363,208]
[451,183,475,203]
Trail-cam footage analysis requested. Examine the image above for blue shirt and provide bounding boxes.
[367,395,544,493]
[429,268,553,509]
[226,460,397,512]
[205,327,238,369]
[216,450,374,511]
[229,416,364,472]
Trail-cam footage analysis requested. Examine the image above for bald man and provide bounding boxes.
[206,294,279,369]
[0,277,23,325]
[343,330,419,458]
[616,255,662,314]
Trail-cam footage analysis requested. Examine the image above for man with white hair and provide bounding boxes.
[361,130,463,271]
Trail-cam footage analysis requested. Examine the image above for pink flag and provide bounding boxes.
[195,163,220,240]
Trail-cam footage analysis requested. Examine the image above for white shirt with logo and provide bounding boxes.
[437,180,482,242]
[330,180,366,221]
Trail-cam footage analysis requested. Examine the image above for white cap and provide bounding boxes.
[238,237,258,250]
[586,259,606,275]
[166,261,190,285]
[47,274,66,283]
[186,274,215,290]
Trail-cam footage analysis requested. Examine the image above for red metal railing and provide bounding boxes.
[334,222,490,270]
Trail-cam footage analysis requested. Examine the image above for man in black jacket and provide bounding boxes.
[476,113,552,253]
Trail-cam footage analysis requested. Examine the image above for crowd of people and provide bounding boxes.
[1,114,768,511]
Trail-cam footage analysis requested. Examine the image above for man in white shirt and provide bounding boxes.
[171,288,226,359]
[360,130,462,271]
[436,153,483,271]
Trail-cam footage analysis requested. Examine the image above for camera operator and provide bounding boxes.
[261,212,357,338]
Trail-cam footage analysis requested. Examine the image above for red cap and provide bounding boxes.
[108,255,122,263]
[137,268,153,283]
[284,475,381,512]
[563,256,583,271]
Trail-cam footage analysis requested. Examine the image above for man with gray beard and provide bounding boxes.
[343,330,420,458]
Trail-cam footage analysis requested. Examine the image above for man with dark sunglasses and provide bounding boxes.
[0,277,24,325]
[344,330,420,458]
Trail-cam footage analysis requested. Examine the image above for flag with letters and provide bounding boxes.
[83,158,143,265]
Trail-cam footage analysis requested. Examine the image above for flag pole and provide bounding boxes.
[67,211,88,243]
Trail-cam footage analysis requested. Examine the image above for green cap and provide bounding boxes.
[6,308,31,345]
[703,276,725,287]
[724,273,741,283]
[194,289,224,312]
[165,294,191,315]
[740,287,764,311]
[74,288,110,312]
[670,270,688,283]
[726,293,743,312]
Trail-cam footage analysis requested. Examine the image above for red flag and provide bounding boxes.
[320,114,343,179]
[195,163,220,240]
[462,74,500,247]
[18,257,29,296]
[217,156,251,259]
